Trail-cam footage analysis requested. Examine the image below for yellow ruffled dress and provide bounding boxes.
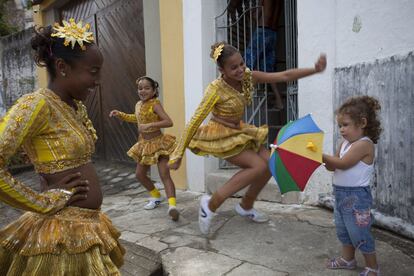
[0,89,124,275]
[170,68,268,162]
[117,98,176,165]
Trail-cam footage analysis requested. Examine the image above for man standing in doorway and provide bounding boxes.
[244,0,283,110]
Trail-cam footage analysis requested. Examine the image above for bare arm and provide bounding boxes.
[323,140,373,170]
[150,103,173,129]
[323,141,342,171]
[252,54,326,84]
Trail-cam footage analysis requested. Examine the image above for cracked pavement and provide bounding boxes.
[1,161,413,275]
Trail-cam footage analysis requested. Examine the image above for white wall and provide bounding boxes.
[143,0,163,181]
[335,0,414,67]
[182,0,224,192]
[297,0,336,203]
[297,0,414,203]
[183,0,208,192]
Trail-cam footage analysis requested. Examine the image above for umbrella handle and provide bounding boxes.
[270,144,278,149]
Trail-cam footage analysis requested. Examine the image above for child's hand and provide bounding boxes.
[109,110,120,117]
[138,123,153,132]
[168,159,181,170]
[315,54,327,72]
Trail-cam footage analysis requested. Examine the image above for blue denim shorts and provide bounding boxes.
[244,27,277,72]
[333,185,375,254]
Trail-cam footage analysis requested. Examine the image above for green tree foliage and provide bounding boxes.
[0,0,18,36]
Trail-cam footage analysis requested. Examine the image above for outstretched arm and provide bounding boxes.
[109,109,137,123]
[169,85,220,169]
[252,54,326,84]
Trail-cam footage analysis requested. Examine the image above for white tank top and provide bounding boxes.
[333,137,374,187]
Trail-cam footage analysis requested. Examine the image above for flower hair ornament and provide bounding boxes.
[212,43,225,62]
[51,18,94,50]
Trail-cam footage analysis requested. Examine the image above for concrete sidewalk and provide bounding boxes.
[2,161,414,275]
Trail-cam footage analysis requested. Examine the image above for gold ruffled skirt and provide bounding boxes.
[0,207,125,276]
[127,133,176,165]
[189,120,268,159]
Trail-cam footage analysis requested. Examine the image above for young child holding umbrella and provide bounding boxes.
[323,96,382,276]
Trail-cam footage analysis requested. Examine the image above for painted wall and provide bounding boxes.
[143,0,163,182]
[334,0,414,67]
[297,0,336,203]
[159,0,187,189]
[182,0,226,192]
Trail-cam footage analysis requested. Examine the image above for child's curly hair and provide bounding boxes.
[337,96,382,143]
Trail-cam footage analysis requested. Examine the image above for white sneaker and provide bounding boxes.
[144,197,164,210]
[168,206,180,221]
[235,203,269,223]
[199,195,216,235]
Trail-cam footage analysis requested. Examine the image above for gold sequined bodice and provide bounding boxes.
[170,68,253,162]
[14,89,96,173]
[0,88,97,214]
[117,98,161,133]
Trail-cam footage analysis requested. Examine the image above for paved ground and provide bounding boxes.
[1,161,414,276]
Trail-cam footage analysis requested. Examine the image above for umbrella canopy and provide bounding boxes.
[268,114,324,194]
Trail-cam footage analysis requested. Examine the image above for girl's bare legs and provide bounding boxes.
[240,145,271,210]
[136,163,162,209]
[158,156,179,221]
[208,148,269,212]
[135,163,154,191]
[157,156,176,199]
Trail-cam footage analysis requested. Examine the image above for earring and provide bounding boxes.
[61,72,66,77]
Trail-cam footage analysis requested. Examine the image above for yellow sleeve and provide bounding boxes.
[0,94,73,214]
[117,112,137,123]
[169,85,220,163]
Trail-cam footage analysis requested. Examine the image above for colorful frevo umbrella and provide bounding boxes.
[269,114,324,194]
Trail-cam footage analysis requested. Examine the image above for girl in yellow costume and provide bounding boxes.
[169,42,327,234]
[0,20,124,275]
[110,77,179,221]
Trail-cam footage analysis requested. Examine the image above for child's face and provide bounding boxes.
[137,79,155,101]
[219,52,246,82]
[337,114,366,142]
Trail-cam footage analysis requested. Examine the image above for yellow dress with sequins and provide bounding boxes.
[0,88,124,276]
[170,68,268,162]
[117,98,176,165]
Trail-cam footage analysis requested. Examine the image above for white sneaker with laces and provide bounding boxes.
[199,195,215,234]
[235,203,269,223]
[144,197,164,210]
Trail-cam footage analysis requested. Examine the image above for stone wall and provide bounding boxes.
[0,27,37,115]
[334,51,414,226]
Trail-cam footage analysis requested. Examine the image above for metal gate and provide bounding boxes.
[215,0,297,168]
[284,0,298,121]
[60,0,145,162]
